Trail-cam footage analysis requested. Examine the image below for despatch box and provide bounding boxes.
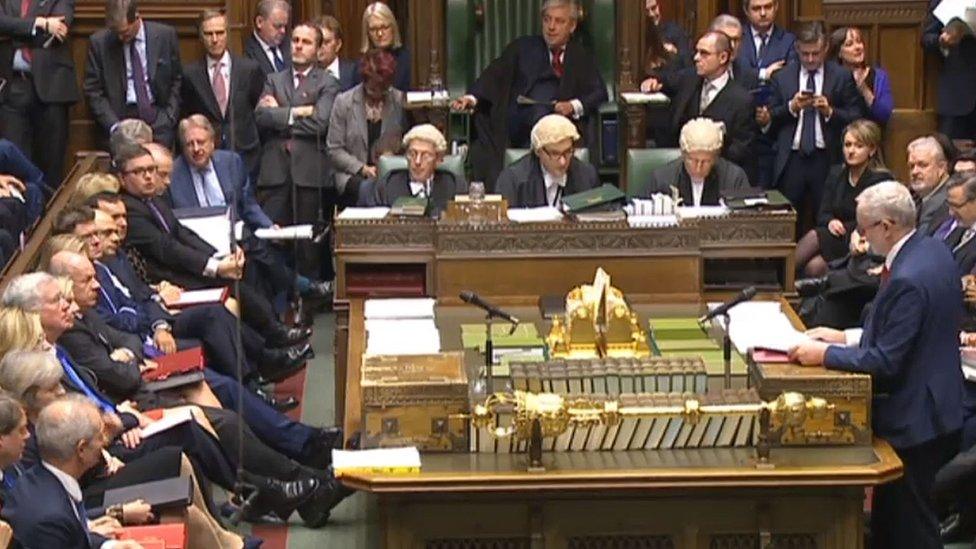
[361,351,470,452]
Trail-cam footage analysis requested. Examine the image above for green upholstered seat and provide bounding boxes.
[625,148,683,197]
[502,147,591,168]
[376,154,466,182]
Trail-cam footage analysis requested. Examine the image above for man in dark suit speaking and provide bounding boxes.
[83,0,182,148]
[791,181,963,549]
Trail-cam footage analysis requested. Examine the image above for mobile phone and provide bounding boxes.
[799,90,814,96]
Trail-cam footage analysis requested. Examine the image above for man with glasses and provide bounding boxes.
[495,114,598,208]
[909,136,952,235]
[791,181,963,549]
[374,124,466,217]
[245,0,291,77]
[639,117,748,205]
[938,174,976,273]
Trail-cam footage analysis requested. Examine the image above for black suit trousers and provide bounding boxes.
[172,304,256,380]
[0,75,68,189]
[258,183,323,279]
[778,149,830,235]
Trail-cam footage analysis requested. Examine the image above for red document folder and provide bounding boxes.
[143,347,206,382]
[117,523,187,549]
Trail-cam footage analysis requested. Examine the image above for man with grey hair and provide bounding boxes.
[374,124,467,217]
[84,0,182,147]
[791,181,963,548]
[1,395,140,548]
[909,136,952,235]
[450,0,607,186]
[639,117,749,205]
[495,114,598,208]
[938,173,976,274]
[245,0,292,76]
[108,118,153,159]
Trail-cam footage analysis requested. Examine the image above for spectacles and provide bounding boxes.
[406,150,436,162]
[368,23,391,34]
[541,147,574,161]
[124,165,157,177]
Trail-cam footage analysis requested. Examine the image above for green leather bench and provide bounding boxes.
[625,148,683,197]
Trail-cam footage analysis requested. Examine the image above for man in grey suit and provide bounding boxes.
[0,0,75,187]
[83,0,182,147]
[909,136,951,235]
[255,22,339,279]
[639,117,749,205]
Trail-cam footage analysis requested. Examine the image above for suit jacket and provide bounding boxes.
[254,66,340,189]
[494,153,599,208]
[468,34,608,187]
[335,57,359,92]
[923,0,976,116]
[326,84,407,192]
[2,464,109,549]
[0,0,78,104]
[735,24,798,83]
[659,20,692,69]
[946,225,976,275]
[244,33,291,78]
[83,20,182,137]
[58,311,146,403]
[664,70,756,177]
[825,232,963,448]
[767,61,864,184]
[180,53,264,174]
[94,258,167,338]
[121,192,218,288]
[374,169,468,218]
[169,150,272,230]
[640,157,749,205]
[918,180,949,235]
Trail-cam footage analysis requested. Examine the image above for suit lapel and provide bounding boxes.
[743,26,758,66]
[212,154,235,205]
[282,69,296,104]
[195,62,222,119]
[106,33,127,104]
[145,23,159,80]
[352,87,368,153]
[677,167,693,206]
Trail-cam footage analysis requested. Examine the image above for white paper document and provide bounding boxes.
[332,447,421,474]
[337,207,391,220]
[164,287,226,308]
[934,0,976,27]
[141,408,194,438]
[712,301,811,353]
[178,213,232,256]
[365,318,441,356]
[364,298,436,319]
[506,206,565,223]
[620,92,671,105]
[627,214,679,228]
[253,224,315,240]
[677,205,730,219]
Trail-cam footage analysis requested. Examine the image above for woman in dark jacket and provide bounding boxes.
[357,2,411,91]
[795,119,892,277]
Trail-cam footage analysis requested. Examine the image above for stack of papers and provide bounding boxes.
[253,224,314,240]
[626,194,677,216]
[332,447,421,476]
[507,206,565,223]
[177,210,232,256]
[337,207,391,220]
[934,0,976,31]
[711,301,811,353]
[364,298,440,356]
[627,214,679,228]
[677,205,729,219]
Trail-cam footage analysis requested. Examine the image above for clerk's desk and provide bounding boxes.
[340,298,901,549]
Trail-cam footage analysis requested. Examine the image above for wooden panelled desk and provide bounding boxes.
[339,299,901,549]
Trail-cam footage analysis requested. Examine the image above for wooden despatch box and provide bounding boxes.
[749,360,872,446]
[361,351,470,452]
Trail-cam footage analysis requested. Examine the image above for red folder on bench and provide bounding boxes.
[117,523,187,549]
[142,347,205,382]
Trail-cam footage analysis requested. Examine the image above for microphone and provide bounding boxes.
[459,291,519,325]
[698,286,758,323]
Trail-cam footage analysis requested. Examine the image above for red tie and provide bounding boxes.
[551,48,564,78]
[212,61,228,115]
[880,265,891,286]
[19,0,31,63]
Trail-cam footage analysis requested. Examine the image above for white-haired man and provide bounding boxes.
[791,181,963,549]
[494,114,599,208]
[639,117,748,205]
[373,124,467,217]
[908,135,951,235]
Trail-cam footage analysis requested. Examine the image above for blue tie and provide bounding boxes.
[75,499,90,534]
[800,69,817,156]
[271,47,285,71]
[55,348,116,413]
[1,464,20,491]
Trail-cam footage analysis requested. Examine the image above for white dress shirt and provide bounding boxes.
[253,32,283,71]
[123,22,154,104]
[751,26,773,80]
[542,166,567,207]
[409,177,434,198]
[324,56,340,81]
[843,229,916,346]
[207,50,232,89]
[790,65,826,150]
[690,178,705,207]
[700,71,730,113]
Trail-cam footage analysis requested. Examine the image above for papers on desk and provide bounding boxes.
[364,298,440,356]
[332,447,421,476]
[934,0,976,30]
[253,224,315,240]
[364,298,435,319]
[174,207,232,256]
[163,287,229,309]
[506,206,565,223]
[141,408,193,438]
[337,207,391,220]
[710,301,811,353]
[677,205,729,219]
[620,92,670,105]
[627,214,679,228]
[406,90,450,105]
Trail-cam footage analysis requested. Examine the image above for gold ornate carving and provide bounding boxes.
[436,223,700,255]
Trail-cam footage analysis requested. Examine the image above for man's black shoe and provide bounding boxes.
[794,276,828,298]
[237,473,319,522]
[298,427,344,469]
[941,512,976,543]
[267,324,312,348]
[259,343,313,383]
[301,280,333,300]
[253,386,300,412]
[297,474,347,528]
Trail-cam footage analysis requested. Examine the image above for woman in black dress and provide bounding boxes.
[795,119,891,277]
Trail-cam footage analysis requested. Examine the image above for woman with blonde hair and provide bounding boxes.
[359,2,410,91]
[36,233,88,271]
[794,119,892,277]
[0,307,46,360]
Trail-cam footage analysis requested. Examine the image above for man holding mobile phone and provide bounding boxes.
[759,20,863,234]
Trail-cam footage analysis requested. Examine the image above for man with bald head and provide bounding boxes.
[908,136,952,235]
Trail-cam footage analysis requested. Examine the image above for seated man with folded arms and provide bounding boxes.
[495,114,599,209]
[373,124,467,217]
[638,117,749,206]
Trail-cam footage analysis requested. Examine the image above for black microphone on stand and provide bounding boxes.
[459,291,519,325]
[698,286,758,324]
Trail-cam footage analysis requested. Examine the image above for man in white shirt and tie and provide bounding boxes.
[181,9,265,176]
[245,0,291,77]
[312,15,358,92]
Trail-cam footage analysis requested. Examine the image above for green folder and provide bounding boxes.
[723,189,792,211]
[562,183,626,213]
